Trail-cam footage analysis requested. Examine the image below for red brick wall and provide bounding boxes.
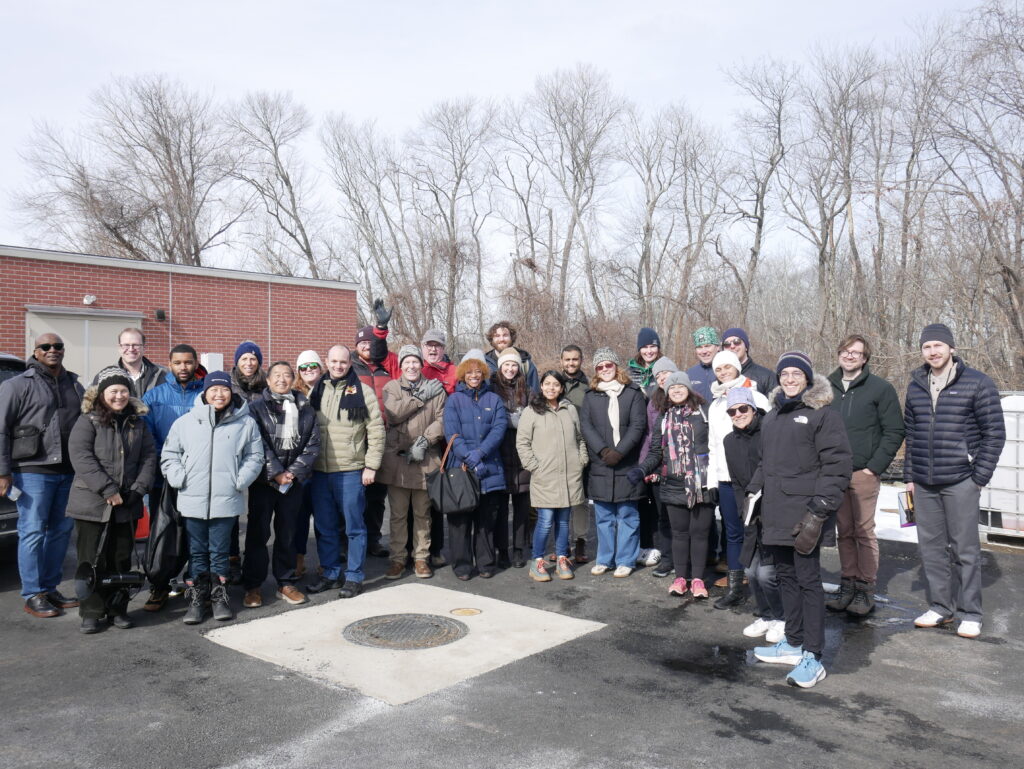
[0,254,357,367]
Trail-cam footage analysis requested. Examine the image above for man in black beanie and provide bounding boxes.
[903,322,1005,639]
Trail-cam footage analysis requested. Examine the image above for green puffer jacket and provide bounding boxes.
[314,379,385,472]
[516,401,589,508]
[827,366,905,475]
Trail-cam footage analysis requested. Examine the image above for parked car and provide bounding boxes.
[0,353,27,538]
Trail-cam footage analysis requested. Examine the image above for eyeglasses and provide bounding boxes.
[297,363,321,371]
[839,350,864,358]
[119,343,142,349]
[726,405,752,416]
[595,362,616,372]
[35,343,65,352]
[723,339,744,348]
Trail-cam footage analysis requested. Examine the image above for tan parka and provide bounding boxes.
[515,400,588,508]
[377,378,446,489]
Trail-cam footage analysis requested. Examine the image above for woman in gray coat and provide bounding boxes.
[161,371,263,625]
[67,367,157,634]
[516,371,588,582]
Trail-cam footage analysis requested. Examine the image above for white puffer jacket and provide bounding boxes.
[706,376,771,486]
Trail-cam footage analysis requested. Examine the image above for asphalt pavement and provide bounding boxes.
[1,531,1022,769]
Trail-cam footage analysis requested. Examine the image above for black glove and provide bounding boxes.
[413,378,444,402]
[407,436,429,463]
[372,298,393,329]
[626,466,645,486]
[120,489,142,507]
[792,507,828,555]
[705,486,719,505]
[600,448,623,466]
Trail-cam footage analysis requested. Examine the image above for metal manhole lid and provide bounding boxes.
[342,613,469,650]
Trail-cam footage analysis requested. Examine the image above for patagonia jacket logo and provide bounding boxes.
[793,415,808,424]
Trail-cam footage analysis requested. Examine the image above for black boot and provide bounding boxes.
[183,576,209,625]
[228,556,243,585]
[714,570,746,610]
[210,576,234,621]
[826,577,856,612]
[846,580,876,616]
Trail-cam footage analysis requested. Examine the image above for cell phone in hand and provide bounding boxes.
[7,485,22,501]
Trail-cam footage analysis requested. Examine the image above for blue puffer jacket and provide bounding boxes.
[903,358,1005,487]
[143,372,206,455]
[443,380,508,494]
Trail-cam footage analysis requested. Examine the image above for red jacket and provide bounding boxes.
[352,327,398,422]
[423,359,457,394]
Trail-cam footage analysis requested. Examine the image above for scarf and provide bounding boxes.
[232,366,267,400]
[710,374,751,400]
[628,358,654,388]
[314,367,369,423]
[597,379,625,445]
[269,390,300,450]
[662,404,701,508]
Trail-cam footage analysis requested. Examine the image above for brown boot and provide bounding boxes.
[413,559,433,579]
[573,537,590,564]
[385,561,405,580]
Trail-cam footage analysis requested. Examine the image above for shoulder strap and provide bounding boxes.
[439,434,459,469]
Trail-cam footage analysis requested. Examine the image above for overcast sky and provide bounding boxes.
[0,0,977,251]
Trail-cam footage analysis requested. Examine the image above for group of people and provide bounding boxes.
[0,313,1006,690]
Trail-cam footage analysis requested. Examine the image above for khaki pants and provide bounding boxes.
[835,471,881,582]
[388,486,432,562]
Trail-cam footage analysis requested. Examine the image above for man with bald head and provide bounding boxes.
[0,333,85,618]
[307,344,385,599]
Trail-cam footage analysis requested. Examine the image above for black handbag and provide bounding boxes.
[11,425,42,460]
[426,435,481,515]
[142,485,189,587]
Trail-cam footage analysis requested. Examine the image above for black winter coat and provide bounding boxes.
[827,366,904,474]
[741,357,778,397]
[751,376,853,547]
[903,358,1005,487]
[580,382,648,502]
[0,362,84,475]
[67,394,157,523]
[639,404,713,505]
[248,389,321,487]
[724,411,764,495]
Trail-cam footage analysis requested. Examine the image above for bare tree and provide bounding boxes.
[18,75,248,265]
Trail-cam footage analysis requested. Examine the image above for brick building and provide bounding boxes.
[0,245,360,380]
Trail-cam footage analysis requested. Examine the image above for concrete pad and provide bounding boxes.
[204,583,605,705]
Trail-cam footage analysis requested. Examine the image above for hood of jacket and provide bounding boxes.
[768,373,833,411]
[189,393,250,425]
[80,388,149,416]
[160,370,206,392]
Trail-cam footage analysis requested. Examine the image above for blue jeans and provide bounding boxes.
[184,517,235,579]
[532,507,571,559]
[311,470,366,583]
[593,500,640,568]
[14,472,74,598]
[719,482,744,570]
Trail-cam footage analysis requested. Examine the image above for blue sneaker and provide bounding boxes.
[753,640,803,665]
[786,651,827,688]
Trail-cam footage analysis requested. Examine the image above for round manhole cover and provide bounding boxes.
[342,613,469,650]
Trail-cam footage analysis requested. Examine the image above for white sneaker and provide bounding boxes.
[957,620,982,638]
[613,565,633,578]
[637,548,662,566]
[914,609,953,628]
[765,620,787,644]
[590,563,610,576]
[743,618,772,638]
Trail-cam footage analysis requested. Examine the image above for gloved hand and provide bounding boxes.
[508,408,522,429]
[705,486,719,505]
[372,298,393,329]
[120,489,142,507]
[600,448,623,466]
[407,435,429,463]
[465,449,483,469]
[626,466,645,486]
[792,507,829,555]
[413,378,444,402]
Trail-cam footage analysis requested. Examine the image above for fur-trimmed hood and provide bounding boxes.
[80,386,149,416]
[767,372,833,410]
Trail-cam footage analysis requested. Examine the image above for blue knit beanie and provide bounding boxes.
[721,327,750,351]
[203,370,232,393]
[234,340,263,366]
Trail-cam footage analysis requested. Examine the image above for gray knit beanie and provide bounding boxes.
[592,347,621,370]
[663,370,692,392]
[651,357,678,377]
[398,344,422,365]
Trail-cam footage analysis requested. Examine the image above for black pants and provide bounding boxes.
[638,487,658,549]
[243,482,302,589]
[75,519,134,619]
[651,484,674,568]
[363,481,387,546]
[766,544,824,657]
[664,502,713,580]
[448,491,501,577]
[430,508,445,557]
[494,491,531,556]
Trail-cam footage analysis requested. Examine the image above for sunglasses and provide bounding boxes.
[723,339,744,348]
[36,343,65,352]
[726,405,752,416]
[297,363,321,371]
[595,362,616,372]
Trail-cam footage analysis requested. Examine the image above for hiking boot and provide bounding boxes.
[529,558,551,582]
[754,640,804,665]
[556,556,574,580]
[243,589,263,608]
[573,538,589,564]
[80,617,103,634]
[276,585,308,605]
[826,577,856,612]
[385,561,405,580]
[690,578,709,599]
[668,577,688,596]
[413,560,433,579]
[846,581,875,617]
[210,578,234,621]
[714,570,747,609]
[786,651,827,688]
[183,578,208,625]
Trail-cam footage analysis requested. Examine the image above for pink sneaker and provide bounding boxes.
[691,578,709,599]
[668,577,688,596]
